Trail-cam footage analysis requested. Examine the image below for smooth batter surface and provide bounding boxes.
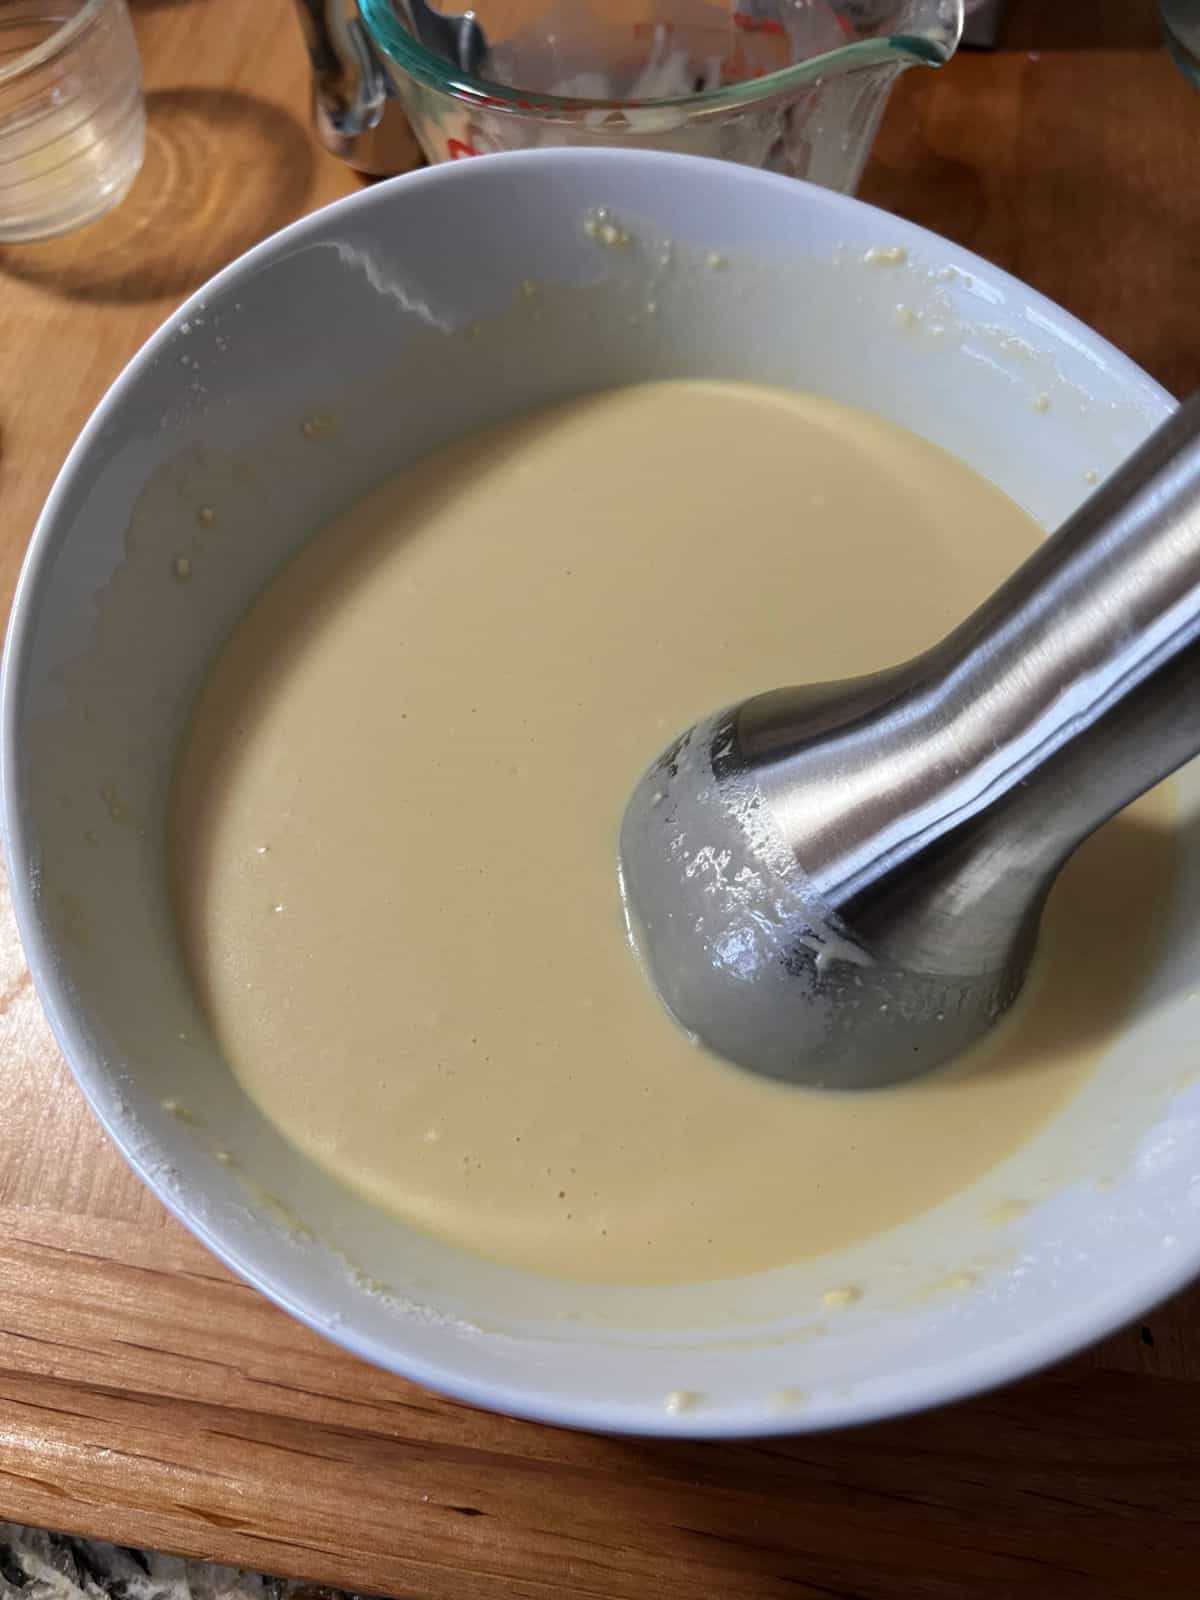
[173,381,1175,1284]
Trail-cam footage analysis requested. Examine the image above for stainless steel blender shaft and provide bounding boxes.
[619,394,1200,1089]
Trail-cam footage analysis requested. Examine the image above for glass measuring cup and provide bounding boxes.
[297,1,961,191]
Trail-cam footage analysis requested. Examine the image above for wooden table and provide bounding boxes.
[1,3,1198,1595]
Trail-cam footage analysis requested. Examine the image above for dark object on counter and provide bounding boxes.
[963,0,1007,48]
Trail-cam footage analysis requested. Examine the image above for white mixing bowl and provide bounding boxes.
[3,150,1194,1438]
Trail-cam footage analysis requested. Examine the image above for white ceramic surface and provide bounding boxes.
[2,150,1194,1439]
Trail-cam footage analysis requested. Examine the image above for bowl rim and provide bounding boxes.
[0,147,1184,1439]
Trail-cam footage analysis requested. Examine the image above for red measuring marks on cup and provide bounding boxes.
[732,12,786,33]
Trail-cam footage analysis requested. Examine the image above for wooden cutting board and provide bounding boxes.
[2,2,1199,1595]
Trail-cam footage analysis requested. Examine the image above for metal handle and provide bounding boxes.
[292,0,387,146]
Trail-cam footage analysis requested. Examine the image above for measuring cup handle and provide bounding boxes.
[291,0,387,143]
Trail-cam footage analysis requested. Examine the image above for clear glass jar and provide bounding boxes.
[0,0,145,242]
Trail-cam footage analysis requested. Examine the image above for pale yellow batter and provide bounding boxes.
[172,381,1175,1284]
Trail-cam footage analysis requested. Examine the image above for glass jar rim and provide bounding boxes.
[0,0,113,88]
[358,0,961,119]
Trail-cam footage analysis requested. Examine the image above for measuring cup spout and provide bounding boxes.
[882,0,963,67]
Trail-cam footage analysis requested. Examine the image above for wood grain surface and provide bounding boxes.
[1,1,1199,1595]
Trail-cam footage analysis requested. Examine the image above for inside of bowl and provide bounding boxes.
[7,155,1193,1434]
